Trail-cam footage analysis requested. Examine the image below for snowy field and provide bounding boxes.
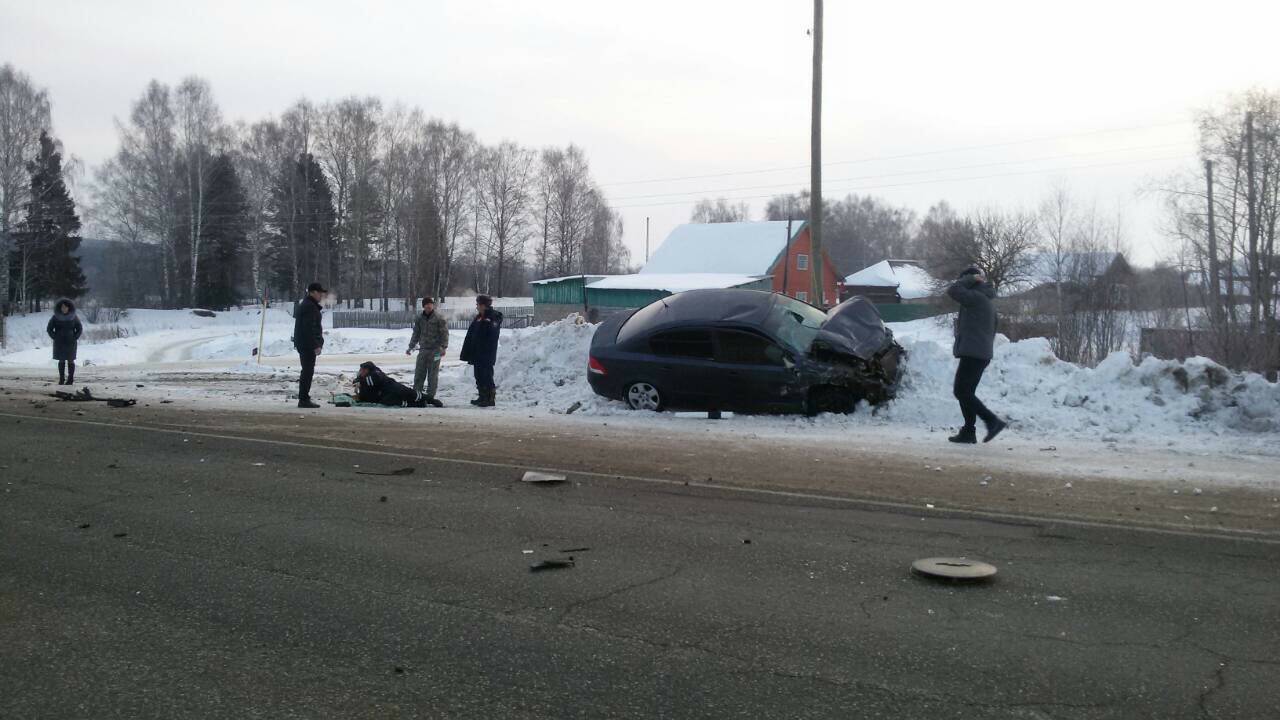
[4,305,1278,488]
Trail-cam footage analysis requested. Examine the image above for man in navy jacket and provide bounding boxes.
[459,295,503,407]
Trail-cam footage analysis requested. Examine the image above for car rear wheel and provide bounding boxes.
[807,386,857,416]
[625,382,664,411]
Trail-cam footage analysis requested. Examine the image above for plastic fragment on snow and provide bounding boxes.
[521,471,567,484]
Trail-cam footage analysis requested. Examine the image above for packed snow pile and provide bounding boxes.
[484,315,599,410]
[884,333,1280,437]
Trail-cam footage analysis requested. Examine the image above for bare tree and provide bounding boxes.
[419,120,476,297]
[474,141,535,295]
[690,197,749,223]
[927,206,1036,292]
[0,64,52,318]
[174,76,225,305]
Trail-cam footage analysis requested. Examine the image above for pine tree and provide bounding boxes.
[12,131,85,307]
[269,152,334,297]
[196,153,247,309]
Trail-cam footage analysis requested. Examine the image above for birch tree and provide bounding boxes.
[474,141,534,295]
[0,64,52,315]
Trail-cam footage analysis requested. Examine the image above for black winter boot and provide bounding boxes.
[479,388,496,407]
[948,426,977,444]
[66,362,75,385]
[983,418,1007,443]
[470,393,483,406]
[427,397,444,408]
[58,362,66,385]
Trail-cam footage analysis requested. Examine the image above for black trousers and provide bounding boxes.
[58,360,75,382]
[473,363,495,391]
[298,349,317,400]
[953,356,998,429]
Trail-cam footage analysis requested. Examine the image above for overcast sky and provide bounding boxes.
[3,0,1278,269]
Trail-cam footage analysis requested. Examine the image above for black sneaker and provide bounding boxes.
[983,419,1007,443]
[298,398,320,409]
[427,398,444,408]
[948,427,977,444]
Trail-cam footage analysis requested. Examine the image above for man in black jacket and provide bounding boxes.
[293,282,327,409]
[946,267,1006,444]
[459,295,503,407]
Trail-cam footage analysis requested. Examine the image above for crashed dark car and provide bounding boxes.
[587,289,904,415]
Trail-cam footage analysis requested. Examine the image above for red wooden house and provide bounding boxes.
[640,221,843,307]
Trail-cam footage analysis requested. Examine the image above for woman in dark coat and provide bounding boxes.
[47,299,83,385]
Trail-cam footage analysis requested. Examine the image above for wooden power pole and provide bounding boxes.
[1205,159,1220,326]
[809,0,824,306]
[1245,111,1260,330]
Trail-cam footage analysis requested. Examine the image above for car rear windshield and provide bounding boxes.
[764,296,826,353]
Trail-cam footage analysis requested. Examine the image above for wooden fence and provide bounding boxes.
[332,307,536,331]
[1140,328,1280,379]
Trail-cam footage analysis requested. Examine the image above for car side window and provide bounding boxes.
[649,329,714,359]
[715,330,785,366]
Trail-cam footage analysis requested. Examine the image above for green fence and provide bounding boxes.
[875,303,944,323]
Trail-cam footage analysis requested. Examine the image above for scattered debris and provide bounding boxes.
[925,503,936,509]
[77,523,91,530]
[529,558,575,572]
[1064,482,1073,489]
[1046,595,1066,602]
[355,467,415,477]
[741,539,752,545]
[1039,446,1058,452]
[379,496,388,503]
[565,401,582,415]
[393,666,405,675]
[106,463,118,469]
[251,462,265,467]
[112,532,128,538]
[911,557,998,583]
[521,471,567,484]
[50,388,136,407]
[1193,487,1203,496]
[1210,506,1219,513]
[560,546,590,553]
[522,549,534,554]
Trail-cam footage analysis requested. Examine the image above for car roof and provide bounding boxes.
[619,289,781,341]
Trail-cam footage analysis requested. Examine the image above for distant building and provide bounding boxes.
[529,273,770,324]
[641,221,842,307]
[842,259,937,305]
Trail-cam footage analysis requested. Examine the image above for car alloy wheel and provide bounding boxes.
[626,382,663,411]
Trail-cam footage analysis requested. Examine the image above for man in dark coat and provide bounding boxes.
[946,267,1006,444]
[47,298,83,385]
[293,282,327,409]
[459,295,503,407]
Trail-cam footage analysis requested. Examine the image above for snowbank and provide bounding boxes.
[464,314,1280,441]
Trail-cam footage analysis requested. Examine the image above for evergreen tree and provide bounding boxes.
[197,153,247,309]
[269,152,334,298]
[12,131,85,307]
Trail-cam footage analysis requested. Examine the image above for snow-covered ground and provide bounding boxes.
[4,306,1278,488]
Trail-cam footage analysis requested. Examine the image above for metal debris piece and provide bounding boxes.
[355,467,415,477]
[565,401,582,415]
[521,471,567,484]
[911,557,998,583]
[529,558,575,572]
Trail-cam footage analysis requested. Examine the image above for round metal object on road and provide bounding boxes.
[911,557,998,582]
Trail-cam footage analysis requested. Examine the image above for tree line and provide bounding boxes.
[2,63,632,313]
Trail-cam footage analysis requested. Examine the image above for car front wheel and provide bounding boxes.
[625,382,664,411]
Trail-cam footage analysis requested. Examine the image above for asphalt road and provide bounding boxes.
[1,411,1278,719]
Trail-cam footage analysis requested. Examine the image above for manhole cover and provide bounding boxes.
[911,557,998,582]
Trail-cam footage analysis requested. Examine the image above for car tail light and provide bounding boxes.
[588,356,607,375]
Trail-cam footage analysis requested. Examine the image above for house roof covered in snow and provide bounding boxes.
[844,260,937,300]
[587,273,766,293]
[640,221,805,275]
[1023,252,1129,287]
[528,274,612,285]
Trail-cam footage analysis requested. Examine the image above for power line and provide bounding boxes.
[608,153,1195,210]
[599,119,1194,187]
[609,141,1194,202]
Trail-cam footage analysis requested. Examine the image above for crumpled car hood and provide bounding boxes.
[813,297,894,360]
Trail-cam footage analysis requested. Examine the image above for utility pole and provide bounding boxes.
[783,216,793,296]
[1205,159,1221,326]
[1245,111,1259,331]
[645,216,650,263]
[809,0,824,307]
